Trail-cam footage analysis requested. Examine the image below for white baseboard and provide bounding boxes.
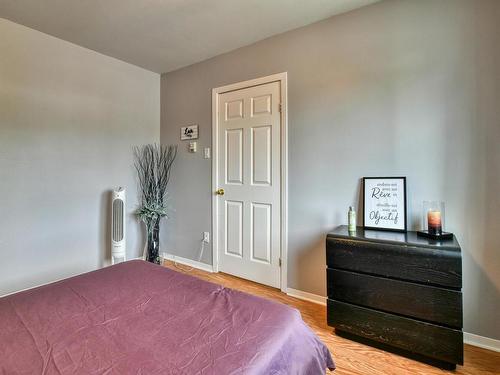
[0,275,71,298]
[464,332,500,352]
[286,288,326,306]
[162,253,214,273]
[1,258,140,298]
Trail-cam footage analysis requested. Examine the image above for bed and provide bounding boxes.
[0,260,334,374]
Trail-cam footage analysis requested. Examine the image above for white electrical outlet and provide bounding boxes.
[203,232,210,243]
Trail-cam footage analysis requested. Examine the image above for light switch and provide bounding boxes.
[204,147,211,159]
[189,141,197,153]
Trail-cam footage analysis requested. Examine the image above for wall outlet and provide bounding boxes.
[203,232,210,243]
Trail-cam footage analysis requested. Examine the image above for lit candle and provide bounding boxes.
[427,210,442,235]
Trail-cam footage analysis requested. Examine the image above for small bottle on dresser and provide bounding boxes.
[348,206,356,233]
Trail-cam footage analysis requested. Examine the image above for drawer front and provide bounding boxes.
[327,268,462,328]
[326,237,462,288]
[327,299,463,365]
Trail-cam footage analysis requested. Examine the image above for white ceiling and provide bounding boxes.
[0,0,379,73]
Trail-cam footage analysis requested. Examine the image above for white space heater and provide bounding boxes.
[111,187,126,264]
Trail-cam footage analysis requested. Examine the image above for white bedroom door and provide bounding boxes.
[216,81,281,288]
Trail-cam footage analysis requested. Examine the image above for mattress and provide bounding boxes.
[0,260,334,374]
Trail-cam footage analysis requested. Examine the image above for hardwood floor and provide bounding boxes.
[163,261,500,375]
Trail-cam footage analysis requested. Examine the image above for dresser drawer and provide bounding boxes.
[326,237,461,288]
[327,299,463,365]
[327,268,462,328]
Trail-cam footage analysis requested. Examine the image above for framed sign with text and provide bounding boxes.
[363,177,407,232]
[180,125,199,140]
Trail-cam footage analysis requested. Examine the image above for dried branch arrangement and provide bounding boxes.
[134,144,177,222]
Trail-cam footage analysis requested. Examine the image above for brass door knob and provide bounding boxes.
[215,188,225,196]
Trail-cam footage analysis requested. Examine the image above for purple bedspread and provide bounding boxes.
[0,260,334,374]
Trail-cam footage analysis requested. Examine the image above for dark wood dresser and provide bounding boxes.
[326,225,463,369]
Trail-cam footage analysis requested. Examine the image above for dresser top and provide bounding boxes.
[327,225,461,252]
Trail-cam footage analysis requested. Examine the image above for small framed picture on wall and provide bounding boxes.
[363,177,407,232]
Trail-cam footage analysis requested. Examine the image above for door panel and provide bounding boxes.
[225,200,243,257]
[251,125,272,186]
[251,94,272,116]
[226,99,243,120]
[251,202,272,264]
[217,81,281,288]
[225,129,243,184]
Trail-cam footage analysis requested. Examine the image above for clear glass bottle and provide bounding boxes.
[348,206,356,232]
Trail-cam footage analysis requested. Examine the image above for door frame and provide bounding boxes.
[211,72,288,293]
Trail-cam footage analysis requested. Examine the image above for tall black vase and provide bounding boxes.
[146,218,161,264]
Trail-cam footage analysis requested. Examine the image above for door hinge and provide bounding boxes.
[279,103,282,113]
[279,258,282,267]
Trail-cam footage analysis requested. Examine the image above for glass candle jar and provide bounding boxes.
[423,201,445,235]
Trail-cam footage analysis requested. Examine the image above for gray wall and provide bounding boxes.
[0,18,160,295]
[160,0,500,340]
